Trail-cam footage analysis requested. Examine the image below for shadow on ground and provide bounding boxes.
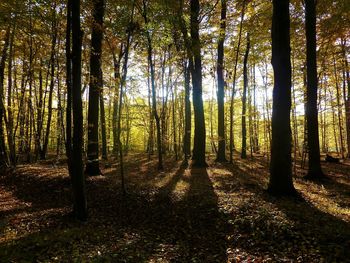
[1,154,350,262]
[0,158,228,262]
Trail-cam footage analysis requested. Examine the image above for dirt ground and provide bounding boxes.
[0,153,349,262]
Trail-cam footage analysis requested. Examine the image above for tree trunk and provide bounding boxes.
[70,0,88,221]
[41,10,58,160]
[190,0,206,167]
[241,33,250,159]
[268,0,296,195]
[7,23,16,166]
[216,0,227,162]
[85,0,105,176]
[304,0,324,179]
[117,2,135,194]
[341,39,350,157]
[110,44,123,154]
[229,0,246,164]
[334,56,345,158]
[143,0,163,170]
[183,60,191,165]
[100,90,108,160]
[0,27,10,169]
[65,0,73,177]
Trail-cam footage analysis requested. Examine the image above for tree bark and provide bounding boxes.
[229,0,246,164]
[85,0,105,175]
[341,39,350,157]
[7,23,16,166]
[70,0,88,220]
[65,0,73,175]
[100,90,108,160]
[41,8,58,160]
[190,0,206,167]
[241,33,250,159]
[216,0,227,162]
[304,0,324,179]
[268,0,296,195]
[183,60,191,165]
[142,0,163,170]
[0,27,10,169]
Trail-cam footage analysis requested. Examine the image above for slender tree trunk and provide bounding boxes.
[70,0,87,221]
[117,2,135,194]
[147,60,154,158]
[100,90,108,160]
[183,60,191,165]
[0,27,10,169]
[216,0,227,162]
[334,55,345,158]
[268,0,296,195]
[241,33,250,159]
[56,44,64,160]
[65,0,73,175]
[85,0,105,175]
[329,87,339,154]
[291,52,299,171]
[41,10,58,160]
[110,45,123,154]
[143,0,163,170]
[341,39,350,157]
[252,62,259,153]
[262,60,272,160]
[229,0,246,164]
[172,81,178,160]
[26,4,34,163]
[304,0,324,179]
[7,24,16,166]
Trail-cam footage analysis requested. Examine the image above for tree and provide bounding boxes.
[0,26,10,169]
[229,0,246,164]
[85,0,105,176]
[304,0,324,179]
[41,3,58,160]
[216,0,227,162]
[190,0,206,167]
[183,59,191,165]
[141,0,163,170]
[70,0,88,220]
[241,33,250,159]
[268,0,296,195]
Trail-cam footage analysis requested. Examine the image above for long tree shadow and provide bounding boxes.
[97,166,228,262]
[0,163,228,262]
[217,159,350,262]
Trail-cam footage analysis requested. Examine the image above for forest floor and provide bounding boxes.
[0,153,350,262]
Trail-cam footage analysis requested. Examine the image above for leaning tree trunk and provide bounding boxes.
[216,0,227,162]
[85,0,105,176]
[70,0,88,221]
[304,0,324,179]
[190,0,206,167]
[268,0,296,195]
